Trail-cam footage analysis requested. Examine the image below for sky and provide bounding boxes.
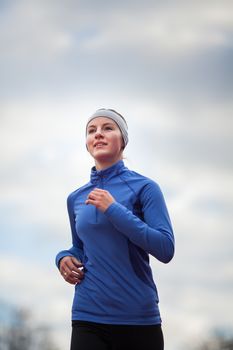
[0,0,233,349]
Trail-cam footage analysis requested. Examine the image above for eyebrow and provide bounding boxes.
[87,122,116,129]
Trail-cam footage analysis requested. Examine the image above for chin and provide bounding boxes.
[93,150,110,159]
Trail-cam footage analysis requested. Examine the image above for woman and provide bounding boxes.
[56,108,175,350]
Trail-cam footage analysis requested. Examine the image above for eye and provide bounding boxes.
[104,126,113,130]
[87,128,95,134]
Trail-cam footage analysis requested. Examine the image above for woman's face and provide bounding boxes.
[86,117,124,168]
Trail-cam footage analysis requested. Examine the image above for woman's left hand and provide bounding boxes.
[85,188,115,212]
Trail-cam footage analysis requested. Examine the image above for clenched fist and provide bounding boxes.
[85,188,115,212]
[59,256,84,285]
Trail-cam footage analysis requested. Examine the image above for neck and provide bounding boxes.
[94,156,123,171]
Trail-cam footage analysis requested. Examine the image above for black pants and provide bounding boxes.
[71,321,164,350]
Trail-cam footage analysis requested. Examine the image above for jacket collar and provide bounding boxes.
[90,160,126,184]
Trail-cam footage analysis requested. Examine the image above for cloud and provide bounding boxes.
[0,0,73,60]
[1,0,232,103]
[0,253,72,348]
[78,1,233,55]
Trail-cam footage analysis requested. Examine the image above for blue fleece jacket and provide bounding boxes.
[56,160,174,325]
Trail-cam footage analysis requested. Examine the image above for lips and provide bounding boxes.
[94,142,107,147]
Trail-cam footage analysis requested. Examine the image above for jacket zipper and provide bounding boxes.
[95,175,104,222]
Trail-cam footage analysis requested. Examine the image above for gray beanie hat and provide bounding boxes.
[86,108,128,147]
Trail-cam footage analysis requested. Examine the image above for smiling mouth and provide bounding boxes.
[94,143,107,148]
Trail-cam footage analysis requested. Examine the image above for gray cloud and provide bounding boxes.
[1,0,232,103]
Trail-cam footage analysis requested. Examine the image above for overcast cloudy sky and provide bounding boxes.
[1,1,233,349]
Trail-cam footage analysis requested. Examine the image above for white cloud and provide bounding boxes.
[0,253,72,348]
[0,1,74,62]
[0,254,71,318]
[1,0,232,66]
[74,1,233,55]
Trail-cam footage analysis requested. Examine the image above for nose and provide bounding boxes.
[94,128,104,139]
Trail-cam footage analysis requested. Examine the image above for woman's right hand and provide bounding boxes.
[59,256,84,285]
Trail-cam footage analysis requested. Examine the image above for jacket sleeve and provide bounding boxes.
[104,181,175,263]
[55,193,84,269]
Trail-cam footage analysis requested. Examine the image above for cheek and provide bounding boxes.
[86,135,92,150]
[111,136,123,150]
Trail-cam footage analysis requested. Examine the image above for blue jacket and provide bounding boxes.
[56,160,175,325]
